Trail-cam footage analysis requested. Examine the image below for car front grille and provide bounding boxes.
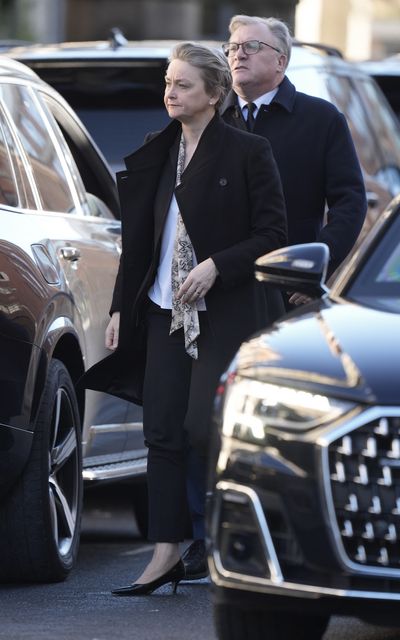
[327,413,400,573]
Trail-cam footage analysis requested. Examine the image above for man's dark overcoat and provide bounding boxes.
[221,76,367,277]
[80,114,287,404]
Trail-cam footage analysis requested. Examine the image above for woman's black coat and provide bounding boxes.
[80,114,287,404]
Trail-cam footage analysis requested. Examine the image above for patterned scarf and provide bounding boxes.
[170,134,200,359]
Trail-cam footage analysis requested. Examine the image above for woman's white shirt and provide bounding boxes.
[148,193,206,310]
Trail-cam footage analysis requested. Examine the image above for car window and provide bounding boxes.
[287,66,331,101]
[346,213,400,313]
[3,83,77,213]
[0,88,37,209]
[35,64,170,173]
[41,93,120,217]
[356,78,400,194]
[37,92,89,212]
[323,74,384,181]
[0,117,19,207]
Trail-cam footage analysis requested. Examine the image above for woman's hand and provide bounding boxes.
[105,312,120,350]
[177,258,218,305]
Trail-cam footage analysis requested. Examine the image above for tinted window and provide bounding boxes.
[356,78,400,194]
[347,213,400,313]
[33,63,169,173]
[4,84,76,212]
[324,75,383,179]
[371,75,400,119]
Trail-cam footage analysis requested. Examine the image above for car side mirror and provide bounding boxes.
[255,243,330,297]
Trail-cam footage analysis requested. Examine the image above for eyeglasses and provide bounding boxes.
[222,40,281,57]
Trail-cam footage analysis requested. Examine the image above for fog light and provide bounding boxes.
[218,498,270,578]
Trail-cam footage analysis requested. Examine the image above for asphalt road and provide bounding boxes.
[1,487,400,640]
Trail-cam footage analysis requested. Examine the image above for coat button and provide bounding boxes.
[219,177,228,186]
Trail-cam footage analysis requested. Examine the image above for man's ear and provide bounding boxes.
[277,53,287,72]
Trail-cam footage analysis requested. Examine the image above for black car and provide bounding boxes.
[208,196,400,639]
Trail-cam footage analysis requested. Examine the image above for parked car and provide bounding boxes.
[6,36,400,265]
[207,194,400,639]
[0,56,147,584]
[359,54,400,120]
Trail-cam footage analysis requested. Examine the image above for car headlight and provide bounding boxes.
[221,377,355,442]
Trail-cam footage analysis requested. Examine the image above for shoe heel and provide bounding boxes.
[172,580,179,594]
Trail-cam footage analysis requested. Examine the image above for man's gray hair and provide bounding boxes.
[229,15,292,67]
[170,42,232,109]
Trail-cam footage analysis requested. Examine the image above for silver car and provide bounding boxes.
[0,56,146,583]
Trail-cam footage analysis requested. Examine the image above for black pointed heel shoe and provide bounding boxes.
[111,559,185,596]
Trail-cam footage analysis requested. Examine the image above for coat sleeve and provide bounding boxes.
[211,136,287,287]
[317,112,367,276]
[109,255,122,314]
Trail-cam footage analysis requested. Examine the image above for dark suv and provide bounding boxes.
[7,37,400,248]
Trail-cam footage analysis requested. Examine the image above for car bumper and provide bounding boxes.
[208,405,400,622]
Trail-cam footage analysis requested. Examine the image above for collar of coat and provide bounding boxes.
[122,112,226,179]
[220,75,296,118]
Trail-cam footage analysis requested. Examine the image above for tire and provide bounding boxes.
[0,359,83,583]
[214,603,330,640]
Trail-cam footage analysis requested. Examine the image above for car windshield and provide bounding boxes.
[346,212,400,313]
[34,63,170,173]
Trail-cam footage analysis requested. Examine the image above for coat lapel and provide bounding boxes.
[180,114,227,184]
[153,135,180,245]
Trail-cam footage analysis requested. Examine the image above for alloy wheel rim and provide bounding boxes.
[48,387,80,557]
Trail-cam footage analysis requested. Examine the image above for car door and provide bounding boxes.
[1,78,142,460]
[37,90,146,460]
[40,91,147,466]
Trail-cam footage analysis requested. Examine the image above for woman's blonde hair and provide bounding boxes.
[169,42,232,109]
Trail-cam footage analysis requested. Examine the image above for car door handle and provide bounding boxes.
[60,246,81,261]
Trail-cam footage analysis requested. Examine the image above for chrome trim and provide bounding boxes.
[83,447,147,467]
[82,456,147,481]
[211,474,400,601]
[318,406,400,578]
[87,422,143,435]
[213,480,283,584]
[209,556,400,601]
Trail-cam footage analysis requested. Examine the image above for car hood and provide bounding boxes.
[236,301,400,405]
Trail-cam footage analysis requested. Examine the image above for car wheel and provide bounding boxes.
[0,359,83,583]
[214,604,330,640]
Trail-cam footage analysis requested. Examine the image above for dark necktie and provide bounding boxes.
[245,102,257,131]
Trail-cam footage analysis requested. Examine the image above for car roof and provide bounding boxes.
[6,39,220,61]
[0,54,41,82]
[358,55,400,77]
[6,37,359,73]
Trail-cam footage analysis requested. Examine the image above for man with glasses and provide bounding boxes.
[221,15,366,287]
[181,15,367,582]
